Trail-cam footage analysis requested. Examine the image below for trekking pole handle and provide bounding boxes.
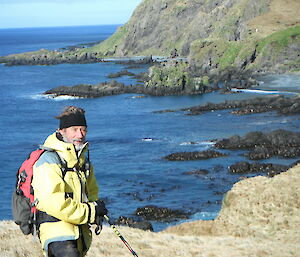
[104,215,139,257]
[95,216,102,235]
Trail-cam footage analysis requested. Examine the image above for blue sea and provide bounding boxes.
[0,25,299,231]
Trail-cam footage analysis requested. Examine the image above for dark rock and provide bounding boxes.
[246,146,277,160]
[229,161,289,177]
[43,77,211,98]
[183,169,209,176]
[135,205,189,221]
[164,150,227,161]
[132,72,150,82]
[179,95,300,116]
[170,48,178,58]
[44,80,138,98]
[107,70,135,78]
[215,129,300,159]
[229,161,251,173]
[114,216,153,231]
[1,50,105,66]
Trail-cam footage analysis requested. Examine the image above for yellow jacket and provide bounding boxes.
[32,132,99,256]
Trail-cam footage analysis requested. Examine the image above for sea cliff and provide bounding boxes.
[1,0,299,85]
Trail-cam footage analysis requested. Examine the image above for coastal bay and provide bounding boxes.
[1,22,299,231]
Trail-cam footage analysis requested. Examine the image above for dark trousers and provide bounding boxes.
[48,240,80,257]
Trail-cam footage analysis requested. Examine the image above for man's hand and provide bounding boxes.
[94,199,108,217]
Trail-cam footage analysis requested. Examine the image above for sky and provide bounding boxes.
[0,0,143,29]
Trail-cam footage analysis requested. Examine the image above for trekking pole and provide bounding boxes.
[104,215,139,257]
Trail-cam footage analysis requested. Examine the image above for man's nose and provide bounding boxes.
[76,129,84,138]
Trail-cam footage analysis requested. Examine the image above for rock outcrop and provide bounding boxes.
[0,49,104,66]
[162,95,300,115]
[164,150,227,161]
[135,205,189,222]
[44,80,135,98]
[43,72,213,98]
[114,216,154,231]
[214,129,300,160]
[229,161,289,177]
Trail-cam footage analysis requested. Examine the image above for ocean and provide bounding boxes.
[0,25,299,231]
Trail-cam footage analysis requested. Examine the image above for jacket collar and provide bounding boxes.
[43,132,89,168]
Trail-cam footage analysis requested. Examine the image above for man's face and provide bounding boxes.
[59,126,87,146]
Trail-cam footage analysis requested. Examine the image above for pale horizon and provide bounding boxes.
[0,0,142,29]
[0,23,124,30]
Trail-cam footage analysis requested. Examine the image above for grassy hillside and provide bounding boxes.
[89,0,300,57]
[189,24,300,75]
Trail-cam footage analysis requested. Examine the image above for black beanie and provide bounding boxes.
[59,112,87,129]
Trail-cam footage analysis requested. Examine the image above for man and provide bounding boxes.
[32,106,107,257]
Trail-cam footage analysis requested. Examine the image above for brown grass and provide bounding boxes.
[248,0,300,38]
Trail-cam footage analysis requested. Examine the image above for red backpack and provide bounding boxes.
[12,148,67,235]
[12,149,45,235]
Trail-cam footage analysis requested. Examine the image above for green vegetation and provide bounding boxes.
[87,25,129,54]
[170,2,188,15]
[146,61,213,91]
[201,75,210,85]
[146,61,190,88]
[219,42,242,69]
[189,25,300,74]
[257,25,300,52]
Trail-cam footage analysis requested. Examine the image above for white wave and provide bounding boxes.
[251,118,290,126]
[250,120,275,126]
[231,88,297,95]
[180,141,215,146]
[191,211,218,220]
[172,211,218,227]
[141,137,159,142]
[30,94,81,101]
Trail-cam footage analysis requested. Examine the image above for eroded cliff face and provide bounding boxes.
[92,0,271,57]
[1,0,299,77]
[91,0,300,75]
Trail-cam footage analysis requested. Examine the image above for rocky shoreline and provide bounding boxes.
[109,129,299,231]
[0,51,155,66]
[112,205,190,231]
[164,150,228,161]
[43,75,214,98]
[182,95,300,116]
[42,59,264,99]
[155,95,300,115]
[214,130,300,159]
[164,129,300,175]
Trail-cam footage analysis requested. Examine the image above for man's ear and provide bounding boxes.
[58,128,66,135]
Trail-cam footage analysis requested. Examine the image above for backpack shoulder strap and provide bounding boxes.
[39,146,68,179]
[52,151,68,179]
